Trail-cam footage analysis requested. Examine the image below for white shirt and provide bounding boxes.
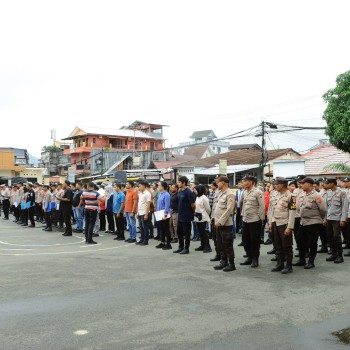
[138,190,151,216]
[194,195,211,223]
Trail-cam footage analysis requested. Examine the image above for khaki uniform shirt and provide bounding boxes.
[269,190,296,229]
[211,189,221,219]
[213,188,235,226]
[326,188,348,222]
[267,189,278,223]
[293,188,304,218]
[241,187,265,223]
[300,190,327,226]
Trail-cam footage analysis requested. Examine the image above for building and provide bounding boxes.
[229,143,262,151]
[62,123,167,177]
[176,130,230,156]
[39,141,72,177]
[173,148,299,184]
[0,148,27,183]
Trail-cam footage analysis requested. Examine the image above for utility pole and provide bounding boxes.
[101,148,104,176]
[259,121,268,182]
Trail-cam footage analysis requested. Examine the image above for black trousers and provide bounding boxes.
[242,220,261,258]
[114,214,125,238]
[327,220,342,257]
[28,206,35,226]
[177,221,192,249]
[216,225,235,263]
[197,221,210,249]
[159,218,171,244]
[299,224,322,262]
[272,222,293,264]
[2,199,10,219]
[293,217,302,251]
[235,207,242,232]
[319,224,327,249]
[211,219,219,255]
[99,210,106,231]
[45,211,52,229]
[106,211,115,232]
[63,210,72,234]
[85,209,98,242]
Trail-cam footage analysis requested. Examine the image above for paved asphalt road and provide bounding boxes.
[1,217,350,350]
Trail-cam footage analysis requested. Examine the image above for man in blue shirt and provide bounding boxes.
[173,176,196,255]
[113,183,126,241]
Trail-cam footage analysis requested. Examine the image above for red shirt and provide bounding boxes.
[264,191,270,216]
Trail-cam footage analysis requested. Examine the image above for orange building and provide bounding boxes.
[63,122,167,175]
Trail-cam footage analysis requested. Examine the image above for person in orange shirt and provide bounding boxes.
[124,181,138,243]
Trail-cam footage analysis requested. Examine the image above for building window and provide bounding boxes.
[125,139,128,146]
[93,138,96,144]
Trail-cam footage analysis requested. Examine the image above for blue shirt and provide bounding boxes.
[156,191,171,214]
[113,191,126,214]
[178,187,195,222]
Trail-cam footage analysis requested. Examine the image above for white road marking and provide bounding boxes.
[0,235,85,247]
[0,243,132,256]
[0,248,33,251]
[74,330,89,336]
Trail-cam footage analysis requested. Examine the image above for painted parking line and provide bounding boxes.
[0,235,85,247]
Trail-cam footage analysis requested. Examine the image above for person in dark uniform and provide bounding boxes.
[173,176,196,255]
[25,183,36,227]
[57,180,74,236]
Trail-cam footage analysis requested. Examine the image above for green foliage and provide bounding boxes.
[323,162,350,173]
[45,145,62,153]
[323,70,350,152]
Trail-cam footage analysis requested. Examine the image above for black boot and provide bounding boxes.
[251,257,259,268]
[292,259,306,267]
[203,245,212,253]
[223,263,236,272]
[334,256,344,264]
[304,261,315,269]
[281,263,293,274]
[267,248,276,255]
[326,255,336,262]
[271,260,284,272]
[240,257,252,266]
[214,260,228,270]
[210,254,221,262]
[195,245,204,251]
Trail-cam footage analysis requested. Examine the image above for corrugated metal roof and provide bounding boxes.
[65,126,164,140]
[174,148,299,168]
[189,130,217,139]
[300,145,350,175]
[183,145,210,158]
[195,164,259,175]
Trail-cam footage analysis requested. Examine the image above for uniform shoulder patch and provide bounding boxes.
[288,196,296,210]
[316,196,323,204]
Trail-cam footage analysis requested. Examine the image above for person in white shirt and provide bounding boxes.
[136,181,152,246]
[194,185,212,253]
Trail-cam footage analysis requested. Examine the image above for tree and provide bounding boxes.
[323,162,350,173]
[323,70,350,152]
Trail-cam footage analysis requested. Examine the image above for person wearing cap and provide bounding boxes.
[235,181,244,234]
[268,177,296,274]
[295,178,327,269]
[24,183,36,227]
[209,181,221,262]
[293,175,306,258]
[324,178,348,264]
[16,182,24,224]
[1,184,11,220]
[266,181,278,256]
[341,177,350,253]
[212,175,236,272]
[315,178,329,253]
[240,175,265,268]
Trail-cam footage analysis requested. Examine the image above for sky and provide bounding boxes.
[1,0,349,158]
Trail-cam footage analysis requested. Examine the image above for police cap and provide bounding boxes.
[274,177,288,186]
[324,177,337,185]
[242,175,257,183]
[296,175,306,182]
[299,177,314,185]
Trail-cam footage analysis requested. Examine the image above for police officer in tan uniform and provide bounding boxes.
[293,175,305,258]
[268,178,296,274]
[213,176,236,272]
[324,177,348,264]
[295,178,327,269]
[240,175,265,268]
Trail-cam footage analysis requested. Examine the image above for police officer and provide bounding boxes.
[209,181,221,262]
[240,175,265,268]
[213,176,236,272]
[268,177,296,274]
[295,177,327,269]
[324,178,348,263]
[315,177,329,253]
[293,175,305,258]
